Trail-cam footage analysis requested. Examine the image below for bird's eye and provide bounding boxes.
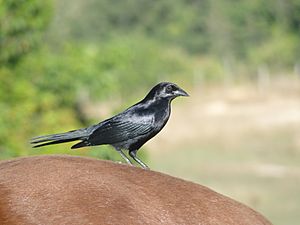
[166,85,172,92]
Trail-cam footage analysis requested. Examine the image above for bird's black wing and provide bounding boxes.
[87,112,155,145]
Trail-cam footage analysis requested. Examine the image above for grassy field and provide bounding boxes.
[148,80,300,225]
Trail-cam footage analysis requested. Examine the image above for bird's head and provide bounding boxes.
[145,82,189,101]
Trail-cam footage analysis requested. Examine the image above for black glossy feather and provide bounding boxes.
[88,113,154,145]
[31,129,89,147]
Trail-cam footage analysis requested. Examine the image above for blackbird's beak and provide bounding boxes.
[175,87,189,97]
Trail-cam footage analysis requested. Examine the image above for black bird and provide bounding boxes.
[31,82,189,169]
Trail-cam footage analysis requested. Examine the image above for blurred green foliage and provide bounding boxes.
[49,0,300,64]
[0,0,300,161]
[0,0,52,64]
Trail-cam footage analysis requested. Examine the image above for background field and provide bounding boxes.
[1,1,300,224]
[148,79,300,225]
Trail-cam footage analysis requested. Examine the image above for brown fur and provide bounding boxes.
[0,155,272,225]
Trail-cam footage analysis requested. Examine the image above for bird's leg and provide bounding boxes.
[129,150,149,170]
[114,147,133,165]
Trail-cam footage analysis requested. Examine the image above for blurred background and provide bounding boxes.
[0,0,300,224]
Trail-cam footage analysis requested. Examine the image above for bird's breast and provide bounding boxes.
[153,106,171,130]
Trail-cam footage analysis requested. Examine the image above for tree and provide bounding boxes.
[0,0,52,66]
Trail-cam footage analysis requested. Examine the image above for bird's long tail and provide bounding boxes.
[30,129,89,148]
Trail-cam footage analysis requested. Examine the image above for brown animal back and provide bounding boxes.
[0,155,272,225]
